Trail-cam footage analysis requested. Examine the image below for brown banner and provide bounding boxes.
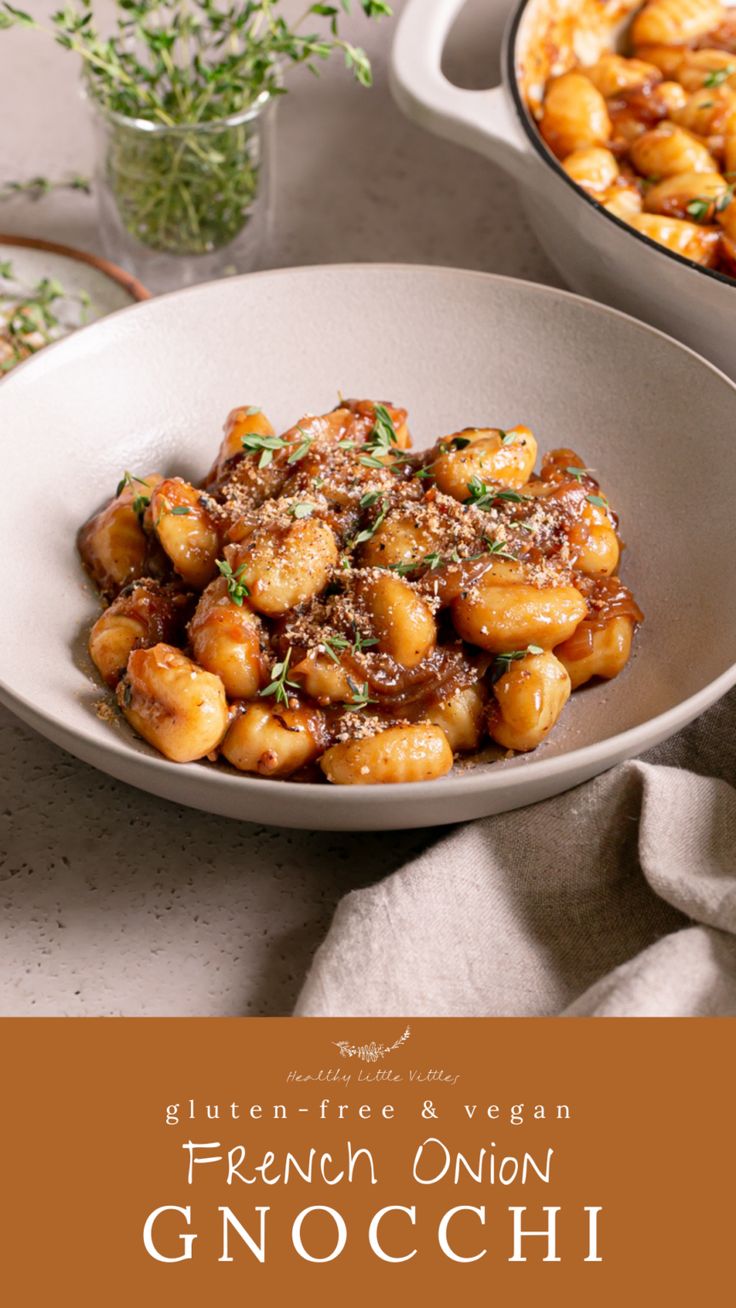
[0,1018,731,1303]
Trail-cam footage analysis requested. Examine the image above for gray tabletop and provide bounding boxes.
[0,0,562,1016]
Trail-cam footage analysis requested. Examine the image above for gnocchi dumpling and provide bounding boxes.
[221,702,326,777]
[555,615,637,689]
[77,472,162,598]
[188,574,268,699]
[320,723,453,785]
[629,122,717,177]
[631,0,724,49]
[431,426,538,499]
[89,579,190,688]
[148,477,221,589]
[562,146,620,196]
[451,559,587,653]
[540,72,612,158]
[488,650,572,752]
[356,572,436,669]
[425,682,487,752]
[229,513,338,616]
[628,212,720,265]
[205,405,275,486]
[117,644,228,763]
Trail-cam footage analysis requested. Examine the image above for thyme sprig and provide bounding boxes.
[216,557,250,604]
[492,644,543,681]
[0,2,392,257]
[0,173,92,202]
[465,476,528,511]
[260,647,299,705]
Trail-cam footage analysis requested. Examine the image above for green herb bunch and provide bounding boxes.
[0,1,392,257]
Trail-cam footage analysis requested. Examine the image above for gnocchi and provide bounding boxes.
[80,399,642,785]
[535,0,736,281]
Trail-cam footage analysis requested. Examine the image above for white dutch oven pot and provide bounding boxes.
[392,0,736,377]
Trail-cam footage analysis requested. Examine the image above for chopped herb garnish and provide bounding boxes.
[501,430,519,445]
[586,493,609,509]
[365,402,399,457]
[216,558,249,605]
[484,537,518,561]
[289,501,315,518]
[343,678,378,710]
[450,435,471,450]
[287,430,313,464]
[115,471,152,518]
[169,504,192,515]
[465,476,527,510]
[358,453,386,470]
[260,648,299,707]
[323,635,351,663]
[359,490,382,509]
[351,496,389,546]
[686,196,712,221]
[241,432,289,468]
[703,66,734,87]
[423,551,443,570]
[493,644,544,680]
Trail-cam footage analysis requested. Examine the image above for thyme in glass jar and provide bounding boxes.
[0,2,393,257]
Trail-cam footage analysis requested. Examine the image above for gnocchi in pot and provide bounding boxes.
[534,0,736,281]
[79,398,642,785]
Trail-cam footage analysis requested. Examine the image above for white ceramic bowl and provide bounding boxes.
[1,264,734,830]
[391,0,736,378]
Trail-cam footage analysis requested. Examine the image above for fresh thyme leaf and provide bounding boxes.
[169,504,192,515]
[359,490,381,508]
[686,196,712,221]
[449,435,471,450]
[351,496,389,546]
[364,403,398,457]
[358,453,386,470]
[465,476,527,509]
[260,648,299,706]
[343,677,377,709]
[289,501,315,518]
[484,537,518,560]
[287,432,313,464]
[423,551,443,570]
[492,643,544,680]
[565,466,589,481]
[586,493,609,509]
[703,66,734,87]
[501,430,518,445]
[323,634,350,663]
[241,432,289,468]
[216,557,249,605]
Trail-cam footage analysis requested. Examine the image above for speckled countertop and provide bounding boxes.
[0,0,562,1016]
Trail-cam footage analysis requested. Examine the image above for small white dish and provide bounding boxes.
[0,264,734,830]
[0,234,148,368]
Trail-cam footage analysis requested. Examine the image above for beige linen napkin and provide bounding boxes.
[295,691,736,1017]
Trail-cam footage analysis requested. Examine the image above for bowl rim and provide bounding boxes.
[1,260,735,806]
[505,0,736,294]
[0,233,151,303]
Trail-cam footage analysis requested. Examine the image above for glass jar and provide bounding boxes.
[88,91,274,293]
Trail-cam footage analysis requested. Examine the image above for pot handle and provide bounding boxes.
[390,0,529,177]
